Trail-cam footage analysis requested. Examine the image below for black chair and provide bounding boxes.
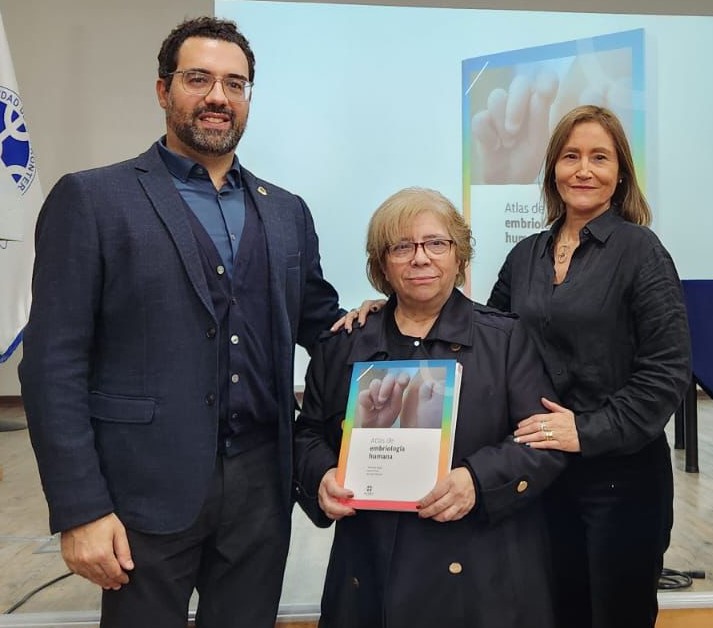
[674,279,713,473]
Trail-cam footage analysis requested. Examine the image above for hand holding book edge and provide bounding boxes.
[417,467,476,522]
[318,468,356,521]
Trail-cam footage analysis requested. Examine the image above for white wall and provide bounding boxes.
[301,0,712,14]
[1,0,711,394]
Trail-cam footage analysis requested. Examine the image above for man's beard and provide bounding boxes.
[167,102,246,156]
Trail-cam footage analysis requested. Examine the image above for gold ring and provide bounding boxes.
[540,421,547,433]
[544,430,554,441]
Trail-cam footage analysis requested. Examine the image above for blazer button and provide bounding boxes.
[206,327,216,339]
[216,265,225,276]
[351,577,360,588]
[448,562,463,574]
[450,343,462,352]
[205,393,216,406]
[516,480,528,493]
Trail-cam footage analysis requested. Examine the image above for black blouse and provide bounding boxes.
[488,209,691,458]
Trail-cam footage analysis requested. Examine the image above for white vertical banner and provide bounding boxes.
[0,10,43,362]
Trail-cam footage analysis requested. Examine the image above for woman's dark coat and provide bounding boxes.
[294,290,568,628]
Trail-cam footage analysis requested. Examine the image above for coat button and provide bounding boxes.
[450,343,462,352]
[448,562,463,574]
[205,393,216,406]
[217,265,225,275]
[230,334,239,344]
[351,577,359,588]
[516,480,528,493]
[231,373,240,384]
[206,327,216,339]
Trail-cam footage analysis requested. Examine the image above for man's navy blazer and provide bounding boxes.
[19,143,342,534]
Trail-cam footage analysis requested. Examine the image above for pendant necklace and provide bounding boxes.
[556,243,569,264]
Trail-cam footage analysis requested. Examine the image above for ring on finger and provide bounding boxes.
[539,421,547,433]
[544,429,554,441]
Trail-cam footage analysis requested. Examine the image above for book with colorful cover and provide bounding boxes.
[336,358,462,511]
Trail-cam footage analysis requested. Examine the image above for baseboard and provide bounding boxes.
[0,395,22,408]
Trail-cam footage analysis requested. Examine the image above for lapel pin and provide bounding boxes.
[257,186,268,196]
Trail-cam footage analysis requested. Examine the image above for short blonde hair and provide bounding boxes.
[365,187,473,295]
[543,105,651,226]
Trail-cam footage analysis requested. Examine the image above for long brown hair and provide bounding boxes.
[542,105,651,226]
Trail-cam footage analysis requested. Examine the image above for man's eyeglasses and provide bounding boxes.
[387,239,455,259]
[167,70,253,102]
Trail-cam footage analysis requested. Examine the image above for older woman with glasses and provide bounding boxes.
[294,187,567,628]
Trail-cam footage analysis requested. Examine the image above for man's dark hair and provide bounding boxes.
[158,16,256,86]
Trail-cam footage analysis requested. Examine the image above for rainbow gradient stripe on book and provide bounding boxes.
[336,359,462,511]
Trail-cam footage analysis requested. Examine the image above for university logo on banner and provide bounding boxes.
[0,83,36,240]
[0,10,43,362]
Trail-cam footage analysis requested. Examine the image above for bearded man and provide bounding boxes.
[20,16,351,628]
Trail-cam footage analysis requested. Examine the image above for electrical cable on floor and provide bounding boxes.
[658,567,706,590]
[2,571,74,614]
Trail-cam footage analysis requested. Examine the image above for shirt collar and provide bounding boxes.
[157,136,242,187]
[345,289,475,365]
[582,207,623,244]
[539,207,622,258]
